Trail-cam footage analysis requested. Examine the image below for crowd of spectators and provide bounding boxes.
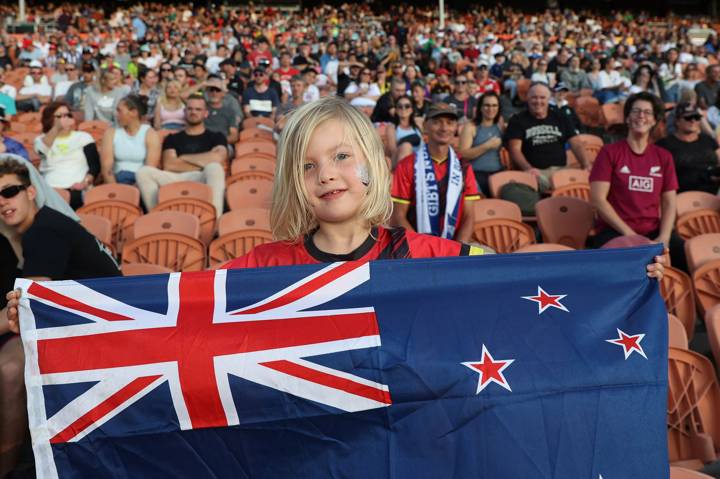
[1,1,720,476]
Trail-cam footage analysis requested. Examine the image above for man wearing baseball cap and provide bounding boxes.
[390,103,481,243]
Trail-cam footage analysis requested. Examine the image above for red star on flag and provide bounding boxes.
[605,328,647,360]
[522,286,569,314]
[462,345,514,394]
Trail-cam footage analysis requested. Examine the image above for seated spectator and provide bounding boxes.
[220,59,244,100]
[0,67,17,117]
[35,101,99,209]
[154,80,186,130]
[302,67,321,102]
[411,80,430,122]
[84,69,130,124]
[559,56,592,92]
[445,73,478,121]
[0,157,120,475]
[0,107,29,161]
[656,103,720,194]
[695,64,720,110]
[430,68,452,102]
[476,63,501,95]
[277,75,308,129]
[344,67,381,109]
[629,65,664,99]
[242,66,279,119]
[590,92,686,270]
[64,62,95,112]
[552,83,583,133]
[53,61,79,100]
[204,76,240,144]
[505,82,590,192]
[458,91,505,196]
[16,61,52,112]
[101,95,161,185]
[530,58,554,88]
[390,103,481,242]
[659,48,683,103]
[595,58,629,104]
[131,67,160,119]
[386,95,423,168]
[372,78,407,124]
[136,95,227,217]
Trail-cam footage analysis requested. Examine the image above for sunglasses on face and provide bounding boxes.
[253,71,265,76]
[65,67,76,71]
[396,103,412,109]
[207,87,221,93]
[0,184,28,199]
[161,68,172,72]
[683,114,702,121]
[455,80,467,85]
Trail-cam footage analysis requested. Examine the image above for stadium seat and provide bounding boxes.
[226,157,275,187]
[85,183,140,206]
[550,168,590,189]
[78,213,114,255]
[487,171,538,198]
[516,78,531,102]
[472,218,535,253]
[575,96,602,129]
[235,141,277,160]
[77,200,142,253]
[676,210,720,241]
[704,305,720,368]
[473,199,522,223]
[667,347,720,470]
[226,179,273,210]
[153,198,216,246]
[16,112,41,124]
[600,103,625,131]
[602,234,653,249]
[677,191,720,218]
[670,467,714,478]
[122,211,206,272]
[157,181,213,205]
[514,243,575,253]
[660,266,697,341]
[121,262,174,276]
[217,208,271,236]
[209,229,274,268]
[551,183,591,202]
[536,196,594,249]
[692,259,720,315]
[574,134,605,168]
[242,117,274,130]
[239,127,274,143]
[77,120,110,142]
[669,313,689,350]
[685,233,720,273]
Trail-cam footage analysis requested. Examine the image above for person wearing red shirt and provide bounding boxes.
[590,91,685,270]
[390,103,481,243]
[476,63,501,95]
[275,51,300,82]
[247,37,273,68]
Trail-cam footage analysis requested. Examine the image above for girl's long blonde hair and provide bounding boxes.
[271,96,392,241]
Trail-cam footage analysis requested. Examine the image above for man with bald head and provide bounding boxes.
[505,81,590,192]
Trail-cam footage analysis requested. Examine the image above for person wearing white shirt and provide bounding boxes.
[596,58,628,104]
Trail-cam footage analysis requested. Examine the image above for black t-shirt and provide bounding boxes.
[655,134,720,193]
[445,94,478,120]
[22,207,121,280]
[0,235,19,309]
[162,129,227,157]
[505,109,579,169]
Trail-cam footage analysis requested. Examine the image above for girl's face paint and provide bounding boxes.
[356,164,370,186]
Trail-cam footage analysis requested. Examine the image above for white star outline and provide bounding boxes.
[605,328,648,360]
[521,285,569,314]
[461,344,515,394]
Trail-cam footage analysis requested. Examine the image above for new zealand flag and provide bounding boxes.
[17,245,668,478]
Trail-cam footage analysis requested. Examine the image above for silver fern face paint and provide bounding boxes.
[356,164,370,186]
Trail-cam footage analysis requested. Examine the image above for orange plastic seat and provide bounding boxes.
[667,347,720,469]
[685,233,720,273]
[516,78,531,102]
[677,191,720,217]
[242,117,274,129]
[574,134,604,168]
[209,230,274,268]
[77,200,142,252]
[692,259,720,315]
[487,171,538,198]
[575,96,602,128]
[78,213,114,254]
[514,243,574,253]
[473,199,522,223]
[121,262,174,276]
[660,266,697,341]
[535,196,594,249]
[600,103,625,131]
[551,183,591,202]
[670,467,715,478]
[226,157,275,187]
[235,141,276,160]
[85,183,140,206]
[133,211,200,239]
[473,218,535,253]
[669,313,689,350]
[226,179,273,210]
[676,209,720,241]
[16,112,41,124]
[550,168,590,189]
[153,198,216,245]
[706,305,720,371]
[239,127,274,143]
[217,208,271,236]
[157,181,213,204]
[77,120,110,142]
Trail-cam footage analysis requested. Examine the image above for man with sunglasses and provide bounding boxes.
[16,61,51,113]
[656,103,720,193]
[204,76,240,145]
[242,66,279,119]
[445,74,478,121]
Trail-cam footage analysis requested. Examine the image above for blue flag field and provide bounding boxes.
[17,245,668,478]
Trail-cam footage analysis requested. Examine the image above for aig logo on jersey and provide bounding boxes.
[629,175,654,193]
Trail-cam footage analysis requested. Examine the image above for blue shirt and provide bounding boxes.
[3,136,29,161]
[132,17,147,40]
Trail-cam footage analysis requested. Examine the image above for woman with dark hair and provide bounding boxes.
[411,80,429,122]
[34,101,100,209]
[101,95,161,185]
[385,94,423,168]
[458,91,504,196]
[84,69,131,124]
[629,64,664,99]
[590,92,686,270]
[131,67,160,119]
